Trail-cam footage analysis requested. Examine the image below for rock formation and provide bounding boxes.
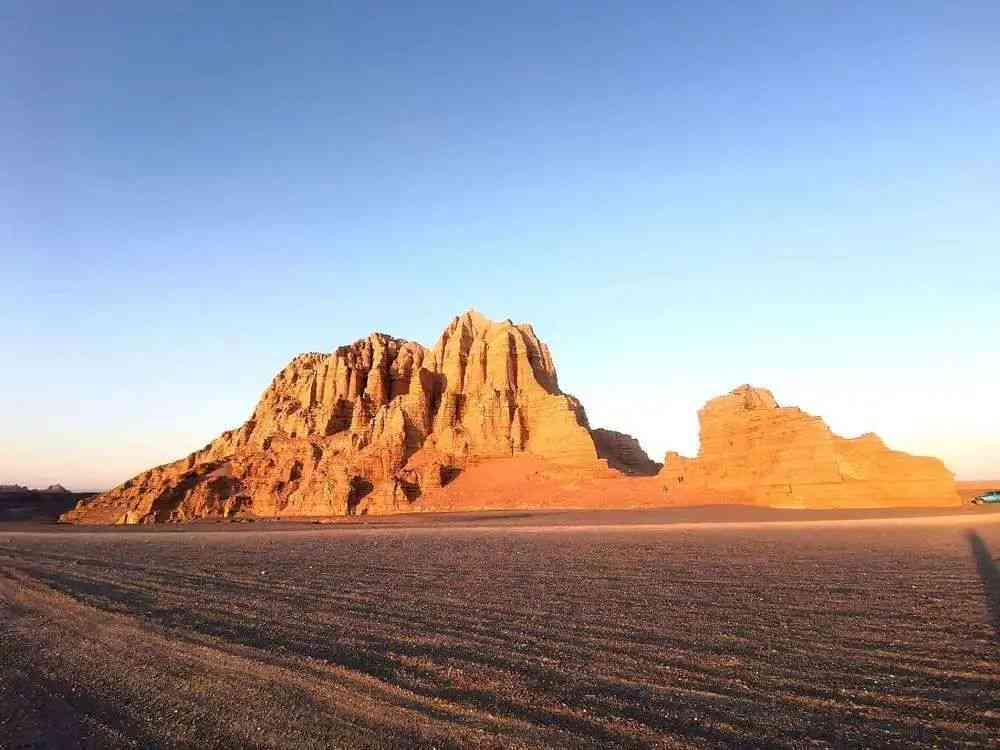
[62,310,600,524]
[61,318,962,524]
[592,429,661,476]
[1,483,72,495]
[659,385,960,507]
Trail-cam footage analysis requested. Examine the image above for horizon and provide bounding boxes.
[5,305,998,491]
[4,3,999,489]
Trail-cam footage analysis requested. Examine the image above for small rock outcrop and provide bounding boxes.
[659,385,960,507]
[592,429,661,476]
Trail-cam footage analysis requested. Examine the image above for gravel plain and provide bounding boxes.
[2,506,999,749]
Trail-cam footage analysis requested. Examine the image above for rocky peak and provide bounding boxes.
[428,311,558,396]
[62,310,603,524]
[703,385,779,415]
[422,311,590,461]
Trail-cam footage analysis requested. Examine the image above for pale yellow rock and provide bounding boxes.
[659,385,960,507]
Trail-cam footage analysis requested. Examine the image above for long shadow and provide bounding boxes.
[967,531,1000,639]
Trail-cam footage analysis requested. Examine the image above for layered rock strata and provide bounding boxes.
[62,311,598,524]
[592,429,662,476]
[659,385,960,507]
[62,321,963,524]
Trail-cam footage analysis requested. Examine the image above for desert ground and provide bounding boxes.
[958,481,1000,503]
[2,506,999,749]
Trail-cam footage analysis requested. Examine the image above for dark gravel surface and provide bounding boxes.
[2,509,999,748]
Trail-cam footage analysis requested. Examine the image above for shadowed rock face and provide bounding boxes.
[659,385,961,508]
[592,429,662,476]
[62,311,600,524]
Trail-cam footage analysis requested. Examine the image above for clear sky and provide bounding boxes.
[3,2,998,489]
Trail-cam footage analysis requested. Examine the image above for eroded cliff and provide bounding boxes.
[659,385,960,507]
[61,323,962,524]
[62,311,599,524]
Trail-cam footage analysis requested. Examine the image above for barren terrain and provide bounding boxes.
[3,507,999,748]
[958,481,1000,503]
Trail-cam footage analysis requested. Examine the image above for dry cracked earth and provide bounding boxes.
[2,507,999,749]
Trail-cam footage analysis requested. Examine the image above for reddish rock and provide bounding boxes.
[658,385,960,508]
[61,311,599,524]
[60,328,962,524]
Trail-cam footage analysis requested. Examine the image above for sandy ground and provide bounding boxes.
[2,506,999,748]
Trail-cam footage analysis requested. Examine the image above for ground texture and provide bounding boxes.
[2,507,999,749]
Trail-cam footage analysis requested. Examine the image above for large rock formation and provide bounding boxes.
[659,385,960,507]
[61,319,963,524]
[62,311,600,524]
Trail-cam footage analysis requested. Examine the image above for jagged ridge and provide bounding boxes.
[62,322,961,524]
[63,311,604,524]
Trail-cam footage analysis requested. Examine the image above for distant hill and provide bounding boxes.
[2,483,76,495]
[0,486,95,523]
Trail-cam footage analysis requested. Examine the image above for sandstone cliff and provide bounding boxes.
[61,320,962,524]
[658,385,960,507]
[62,311,600,524]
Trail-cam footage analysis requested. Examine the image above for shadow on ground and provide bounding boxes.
[967,531,1000,639]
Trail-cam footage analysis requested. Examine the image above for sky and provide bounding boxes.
[2,1,998,489]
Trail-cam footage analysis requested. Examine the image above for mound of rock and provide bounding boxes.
[659,385,960,507]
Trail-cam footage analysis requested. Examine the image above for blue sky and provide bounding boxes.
[3,2,998,489]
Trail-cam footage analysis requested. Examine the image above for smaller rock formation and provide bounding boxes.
[659,385,960,507]
[592,429,662,476]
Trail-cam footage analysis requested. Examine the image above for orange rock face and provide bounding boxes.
[62,311,600,524]
[61,322,962,524]
[658,385,961,507]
